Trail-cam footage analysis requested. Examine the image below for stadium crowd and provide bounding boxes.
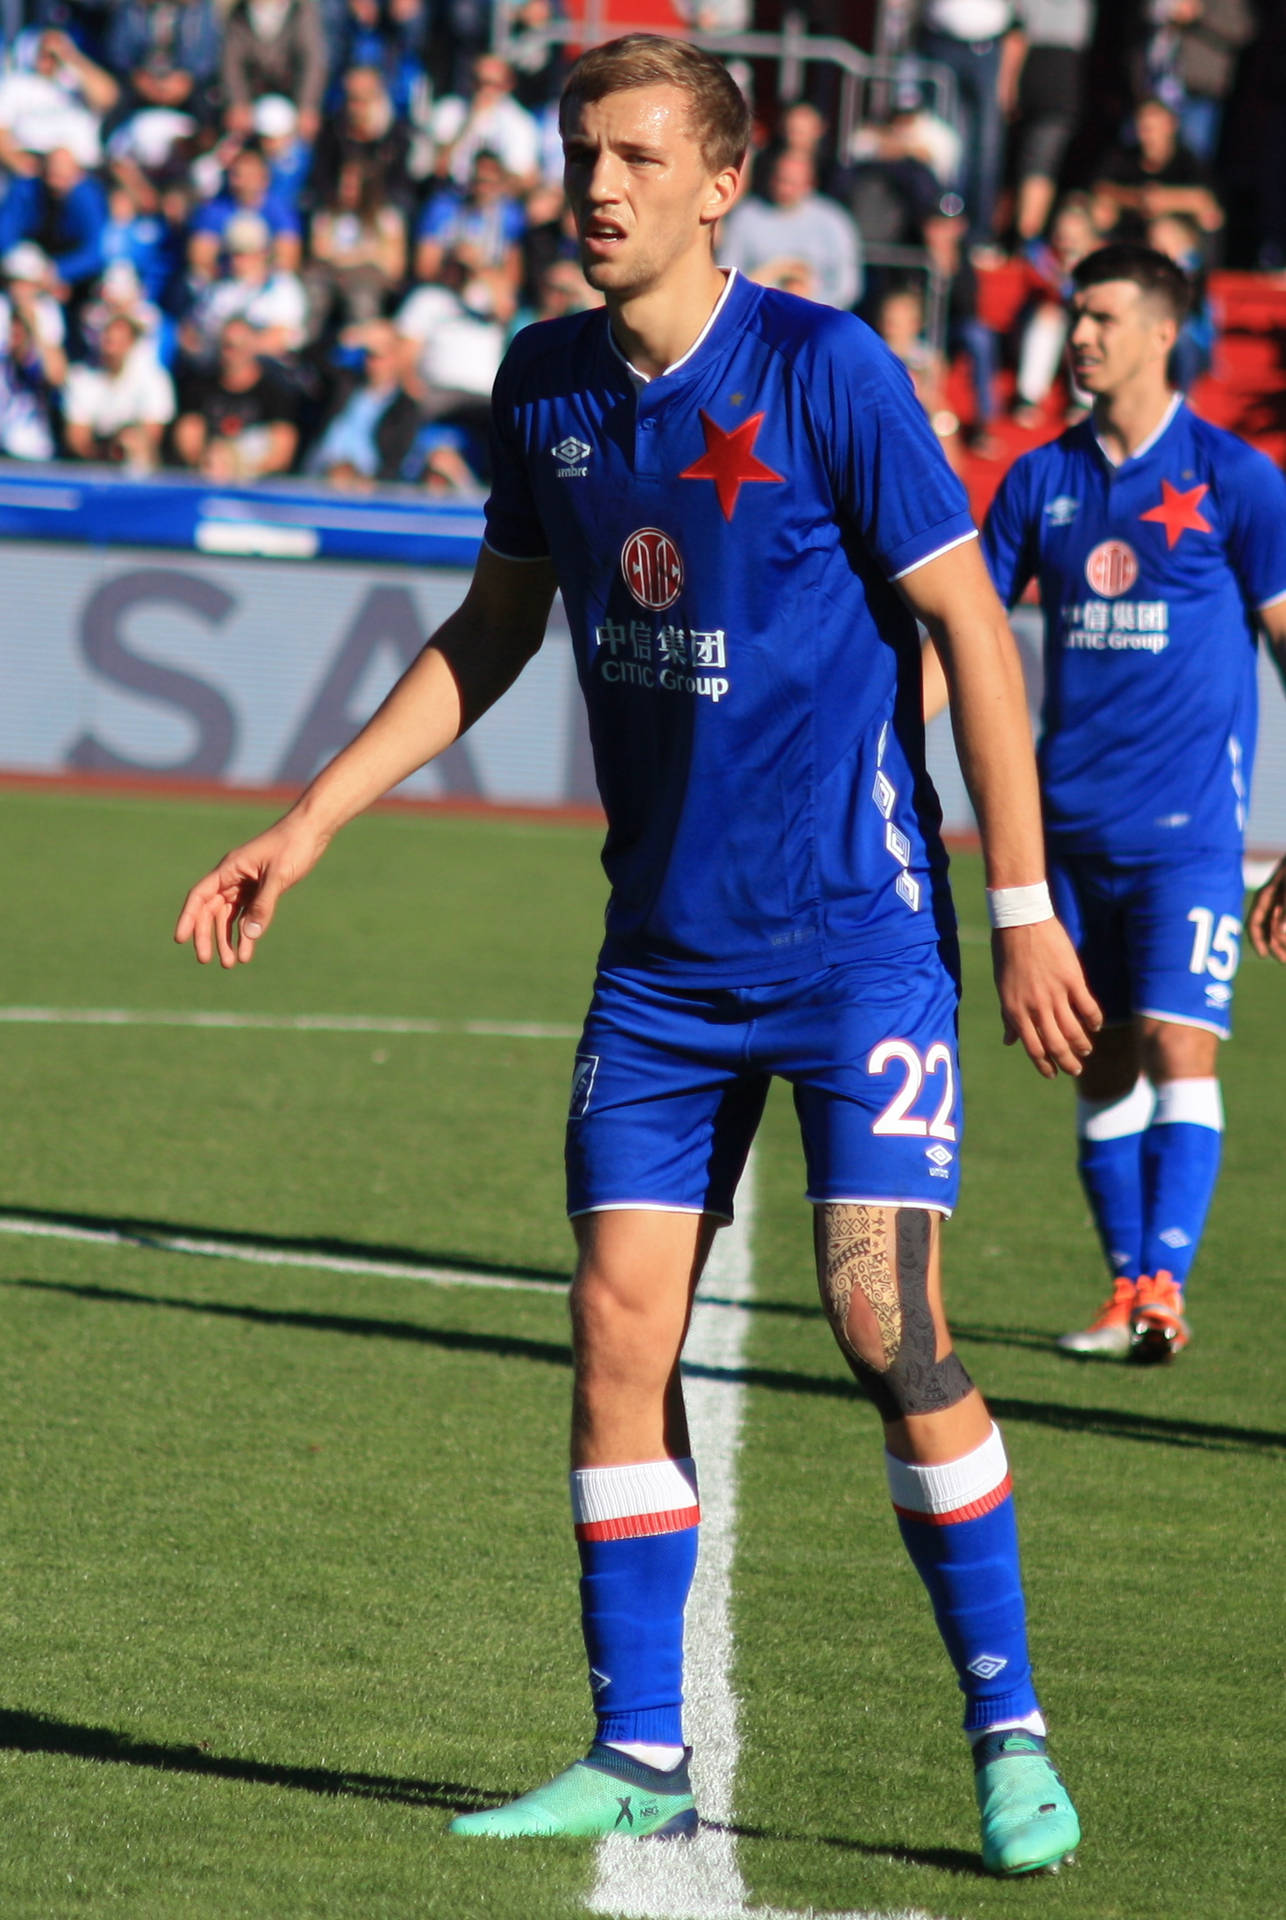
[0,0,1281,486]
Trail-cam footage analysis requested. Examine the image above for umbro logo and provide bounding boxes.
[926,1143,954,1169]
[1044,495,1079,525]
[552,435,591,478]
[966,1654,1008,1680]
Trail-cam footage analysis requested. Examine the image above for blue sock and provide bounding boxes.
[888,1426,1040,1733]
[1140,1079,1224,1289]
[571,1458,699,1749]
[1076,1077,1153,1280]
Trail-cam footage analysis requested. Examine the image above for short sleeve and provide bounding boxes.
[482,340,550,562]
[982,456,1038,607]
[815,319,976,579]
[1216,439,1286,611]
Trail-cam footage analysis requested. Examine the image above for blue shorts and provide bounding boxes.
[565,949,963,1221]
[1048,847,1245,1037]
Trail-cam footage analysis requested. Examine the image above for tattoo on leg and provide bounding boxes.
[815,1205,972,1420]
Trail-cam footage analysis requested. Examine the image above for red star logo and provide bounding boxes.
[678,410,784,522]
[1139,479,1212,549]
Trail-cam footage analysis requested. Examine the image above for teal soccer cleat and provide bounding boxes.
[448,1744,698,1839]
[973,1729,1080,1875]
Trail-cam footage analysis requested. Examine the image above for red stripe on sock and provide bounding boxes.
[892,1474,1012,1527]
[574,1503,701,1542]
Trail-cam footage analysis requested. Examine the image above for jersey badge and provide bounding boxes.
[622,527,684,610]
[1085,540,1139,597]
[1043,495,1079,525]
[678,409,784,522]
[1139,479,1212,549]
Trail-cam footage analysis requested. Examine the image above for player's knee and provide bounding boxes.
[816,1204,973,1420]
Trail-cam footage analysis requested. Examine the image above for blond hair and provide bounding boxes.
[560,33,750,176]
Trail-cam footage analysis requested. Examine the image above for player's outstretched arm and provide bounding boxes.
[898,539,1102,1078]
[174,548,558,966]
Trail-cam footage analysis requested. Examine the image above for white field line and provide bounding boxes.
[586,1154,942,1920]
[0,1006,579,1040]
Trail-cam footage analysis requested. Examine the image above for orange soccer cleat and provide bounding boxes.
[1056,1276,1139,1358]
[1129,1271,1191,1364]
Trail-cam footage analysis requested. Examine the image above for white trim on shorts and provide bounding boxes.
[568,1200,735,1223]
[1135,1005,1231,1038]
[805,1192,954,1216]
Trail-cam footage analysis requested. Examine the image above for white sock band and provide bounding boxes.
[1077,1075,1155,1141]
[570,1457,699,1540]
[1153,1077,1224,1130]
[885,1422,1010,1522]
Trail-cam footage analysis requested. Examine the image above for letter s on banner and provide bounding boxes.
[66,569,238,777]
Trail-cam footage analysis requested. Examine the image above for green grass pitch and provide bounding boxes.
[0,785,1281,1919]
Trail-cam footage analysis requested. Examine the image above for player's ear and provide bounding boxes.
[702,160,744,226]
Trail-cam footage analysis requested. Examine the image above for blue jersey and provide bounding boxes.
[484,271,975,983]
[984,398,1286,858]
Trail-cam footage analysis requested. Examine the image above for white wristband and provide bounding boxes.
[986,881,1054,929]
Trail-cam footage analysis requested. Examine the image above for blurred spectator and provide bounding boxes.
[222,0,327,145]
[172,313,300,475]
[100,173,184,309]
[328,0,427,121]
[1006,0,1097,245]
[393,256,504,431]
[62,307,175,467]
[0,143,108,298]
[507,253,600,341]
[1133,0,1253,163]
[0,240,67,362]
[845,77,963,266]
[0,301,63,458]
[850,72,964,194]
[1147,209,1214,390]
[414,148,525,324]
[504,0,568,115]
[1011,191,1099,423]
[425,0,494,102]
[914,0,1015,258]
[251,94,312,213]
[309,63,415,218]
[305,156,407,330]
[872,271,963,468]
[105,0,221,131]
[188,139,302,281]
[306,317,422,485]
[1091,94,1223,241]
[183,209,307,359]
[429,53,542,192]
[81,255,173,361]
[0,27,116,174]
[719,149,863,310]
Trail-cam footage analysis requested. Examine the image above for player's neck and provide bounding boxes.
[607,260,729,381]
[1091,381,1179,465]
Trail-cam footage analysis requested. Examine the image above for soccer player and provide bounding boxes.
[956,242,1286,1360]
[176,35,1098,1876]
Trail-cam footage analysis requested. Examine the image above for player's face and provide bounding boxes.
[562,85,737,302]
[1067,279,1173,396]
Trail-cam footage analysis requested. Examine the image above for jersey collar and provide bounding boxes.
[1092,390,1185,470]
[607,268,744,389]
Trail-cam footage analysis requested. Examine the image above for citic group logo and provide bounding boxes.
[622,528,683,610]
[1085,540,1139,597]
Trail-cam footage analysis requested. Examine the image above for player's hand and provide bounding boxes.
[1246,854,1286,963]
[991,918,1103,1078]
[174,816,328,966]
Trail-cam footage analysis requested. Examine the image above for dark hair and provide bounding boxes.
[560,33,750,175]
[1070,243,1191,322]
